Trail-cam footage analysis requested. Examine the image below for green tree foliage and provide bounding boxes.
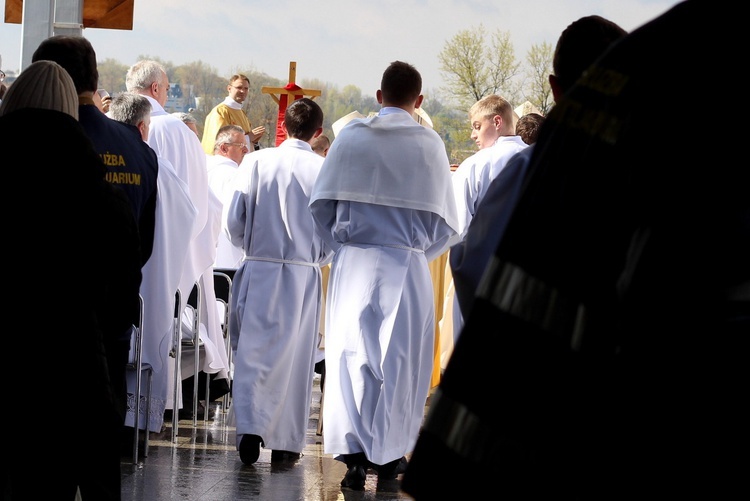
[422,90,475,165]
[437,25,522,110]
[434,25,554,160]
[523,42,554,115]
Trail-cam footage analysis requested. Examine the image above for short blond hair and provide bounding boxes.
[469,94,515,134]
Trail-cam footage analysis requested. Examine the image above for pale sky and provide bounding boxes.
[2,0,683,95]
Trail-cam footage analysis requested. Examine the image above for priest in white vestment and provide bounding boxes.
[125,155,197,432]
[127,60,229,416]
[108,90,199,434]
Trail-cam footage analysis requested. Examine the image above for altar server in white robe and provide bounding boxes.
[126,60,229,412]
[449,94,528,342]
[226,97,332,464]
[309,61,459,490]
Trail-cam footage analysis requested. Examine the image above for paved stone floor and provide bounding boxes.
[120,376,417,500]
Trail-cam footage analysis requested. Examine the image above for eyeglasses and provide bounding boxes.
[225,142,249,151]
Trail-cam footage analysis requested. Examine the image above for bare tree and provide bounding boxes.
[241,70,284,149]
[438,24,522,110]
[173,61,222,108]
[96,58,130,95]
[523,42,554,115]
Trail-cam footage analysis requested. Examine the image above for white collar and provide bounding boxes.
[222,97,243,110]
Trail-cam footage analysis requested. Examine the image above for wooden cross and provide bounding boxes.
[262,62,322,146]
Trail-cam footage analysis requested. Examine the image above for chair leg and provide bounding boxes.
[132,358,142,464]
[317,380,325,436]
[172,336,181,443]
[204,372,211,423]
[223,330,232,412]
[171,291,182,444]
[143,369,153,456]
[193,338,199,427]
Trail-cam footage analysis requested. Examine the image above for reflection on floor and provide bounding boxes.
[120,376,416,501]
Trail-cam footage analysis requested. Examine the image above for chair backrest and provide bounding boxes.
[213,269,235,411]
[187,281,199,309]
[213,271,233,332]
[170,290,182,358]
[181,282,201,345]
[213,268,237,281]
[213,270,233,305]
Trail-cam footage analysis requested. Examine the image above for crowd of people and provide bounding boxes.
[3,2,744,498]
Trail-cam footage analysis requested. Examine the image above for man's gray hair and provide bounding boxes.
[173,111,198,125]
[125,60,165,92]
[110,92,152,127]
[214,124,245,152]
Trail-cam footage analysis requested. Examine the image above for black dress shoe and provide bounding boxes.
[179,403,216,421]
[373,456,408,479]
[239,434,263,465]
[340,464,367,490]
[271,450,301,462]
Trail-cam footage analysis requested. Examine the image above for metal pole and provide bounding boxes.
[19,0,83,71]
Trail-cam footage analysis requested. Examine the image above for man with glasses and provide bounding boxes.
[207,124,247,269]
[0,65,7,106]
[202,74,266,154]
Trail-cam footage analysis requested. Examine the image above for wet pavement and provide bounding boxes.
[120,376,417,500]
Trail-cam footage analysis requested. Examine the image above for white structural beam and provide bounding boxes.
[20,0,83,71]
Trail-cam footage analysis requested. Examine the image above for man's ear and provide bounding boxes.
[549,74,563,103]
[415,94,424,109]
[376,89,383,104]
[312,127,323,139]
